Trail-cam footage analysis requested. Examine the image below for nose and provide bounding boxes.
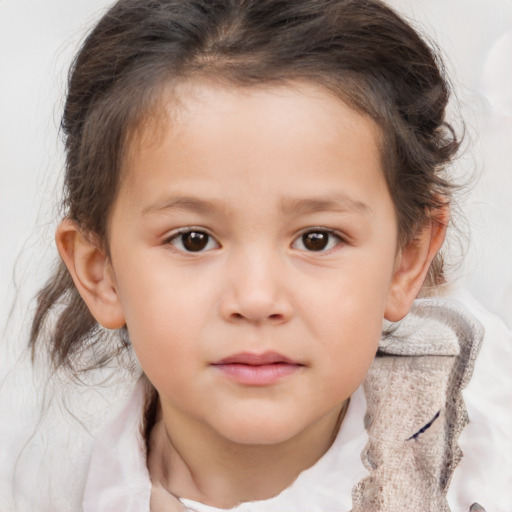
[219,249,294,325]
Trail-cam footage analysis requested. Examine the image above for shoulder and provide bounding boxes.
[446,289,512,511]
[355,295,512,511]
[0,347,140,512]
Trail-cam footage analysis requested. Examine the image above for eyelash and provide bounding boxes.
[164,228,344,253]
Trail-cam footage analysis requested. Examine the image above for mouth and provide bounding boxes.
[211,351,304,386]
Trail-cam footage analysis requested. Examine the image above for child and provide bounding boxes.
[15,0,509,510]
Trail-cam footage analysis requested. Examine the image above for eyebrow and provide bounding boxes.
[279,195,371,216]
[142,196,222,216]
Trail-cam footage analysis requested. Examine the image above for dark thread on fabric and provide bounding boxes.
[406,410,441,441]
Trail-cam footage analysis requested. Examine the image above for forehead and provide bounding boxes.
[126,79,384,158]
[119,81,388,215]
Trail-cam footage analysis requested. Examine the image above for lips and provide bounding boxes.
[211,351,304,386]
[214,351,298,366]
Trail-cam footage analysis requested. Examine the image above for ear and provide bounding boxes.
[55,219,126,329]
[384,205,449,322]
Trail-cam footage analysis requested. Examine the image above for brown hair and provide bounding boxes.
[31,0,460,370]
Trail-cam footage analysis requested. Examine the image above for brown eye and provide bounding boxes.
[182,231,208,251]
[302,232,329,251]
[292,230,342,252]
[169,230,219,252]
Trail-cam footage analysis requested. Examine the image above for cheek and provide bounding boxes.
[313,313,381,404]
[302,259,392,384]
[112,260,213,377]
[305,255,394,329]
[115,248,215,322]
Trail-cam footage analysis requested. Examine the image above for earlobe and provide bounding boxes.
[55,219,126,329]
[384,206,449,322]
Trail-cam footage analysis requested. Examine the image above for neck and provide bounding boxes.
[147,399,348,509]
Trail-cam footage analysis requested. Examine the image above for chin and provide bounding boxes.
[215,416,305,446]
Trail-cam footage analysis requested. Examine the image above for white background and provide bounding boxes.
[1,0,511,340]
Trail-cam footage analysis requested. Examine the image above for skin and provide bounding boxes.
[56,82,447,508]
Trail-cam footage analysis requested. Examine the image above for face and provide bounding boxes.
[107,82,399,445]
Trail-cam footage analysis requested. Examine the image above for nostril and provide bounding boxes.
[229,312,285,323]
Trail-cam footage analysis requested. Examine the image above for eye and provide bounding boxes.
[292,229,343,252]
[167,229,219,253]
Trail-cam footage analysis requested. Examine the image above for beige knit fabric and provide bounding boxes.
[352,299,484,512]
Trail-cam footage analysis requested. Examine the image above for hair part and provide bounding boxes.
[31,0,461,370]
